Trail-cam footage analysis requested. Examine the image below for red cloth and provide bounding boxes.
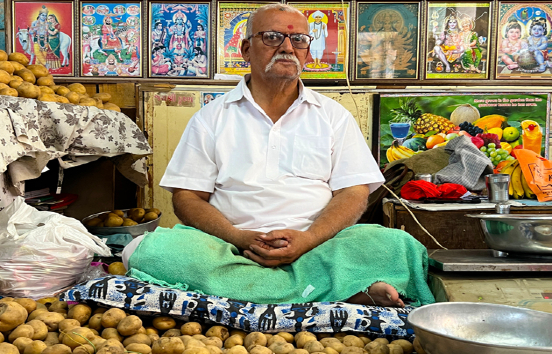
[400,180,441,200]
[438,183,468,199]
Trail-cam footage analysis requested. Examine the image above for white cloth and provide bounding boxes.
[309,20,328,55]
[160,75,384,232]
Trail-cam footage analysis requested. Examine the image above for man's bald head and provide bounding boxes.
[245,4,305,39]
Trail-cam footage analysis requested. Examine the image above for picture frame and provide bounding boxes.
[80,2,142,77]
[377,92,550,168]
[496,2,552,79]
[425,1,492,79]
[216,2,275,76]
[355,1,421,80]
[289,2,350,80]
[148,2,210,79]
[12,1,74,76]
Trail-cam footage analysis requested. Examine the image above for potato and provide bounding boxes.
[226,345,248,354]
[0,83,9,91]
[0,50,8,61]
[145,327,159,335]
[42,344,72,354]
[17,81,40,99]
[289,350,309,354]
[56,86,70,96]
[14,69,36,84]
[389,340,412,354]
[249,346,272,354]
[93,92,112,103]
[304,341,325,353]
[0,301,28,332]
[26,309,48,322]
[9,76,23,88]
[412,338,425,354]
[244,332,266,350]
[126,343,152,354]
[0,87,18,97]
[101,308,126,328]
[149,334,160,343]
[223,334,243,349]
[201,337,222,348]
[98,338,125,351]
[186,338,206,348]
[340,347,365,354]
[0,69,12,84]
[101,328,122,342]
[342,336,364,348]
[205,326,228,342]
[74,344,95,354]
[8,52,30,66]
[0,342,19,354]
[372,339,389,346]
[386,344,403,354]
[269,342,295,354]
[268,335,287,346]
[8,324,35,342]
[27,65,50,78]
[323,347,339,354]
[97,345,125,354]
[364,342,388,354]
[123,334,151,347]
[205,344,223,354]
[181,322,202,336]
[39,86,55,95]
[0,61,15,74]
[56,95,70,104]
[39,93,58,102]
[325,341,344,353]
[87,314,103,332]
[103,103,121,112]
[152,337,184,354]
[184,348,211,354]
[275,333,294,343]
[0,332,3,343]
[44,332,60,346]
[13,337,33,353]
[37,75,55,86]
[320,338,340,347]
[0,297,14,302]
[129,208,146,222]
[295,332,317,349]
[152,316,175,331]
[79,97,97,107]
[35,312,66,332]
[58,319,81,333]
[358,336,371,346]
[116,315,142,337]
[163,329,182,338]
[67,83,86,95]
[25,320,48,341]
[23,340,47,354]
[61,327,95,350]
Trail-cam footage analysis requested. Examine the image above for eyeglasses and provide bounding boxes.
[247,31,313,49]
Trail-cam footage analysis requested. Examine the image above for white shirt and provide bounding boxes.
[160,76,384,232]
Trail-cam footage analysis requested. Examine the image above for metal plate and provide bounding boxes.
[429,249,552,272]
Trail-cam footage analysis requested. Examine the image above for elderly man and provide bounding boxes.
[123,3,434,308]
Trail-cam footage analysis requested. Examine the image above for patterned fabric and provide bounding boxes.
[0,96,152,210]
[61,275,417,341]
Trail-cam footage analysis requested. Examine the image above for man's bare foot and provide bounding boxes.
[347,282,405,307]
[507,64,518,70]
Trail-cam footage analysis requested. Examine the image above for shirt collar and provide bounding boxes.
[225,74,321,107]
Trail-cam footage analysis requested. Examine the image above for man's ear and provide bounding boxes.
[241,39,251,62]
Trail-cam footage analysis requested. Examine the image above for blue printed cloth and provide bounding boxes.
[60,275,417,341]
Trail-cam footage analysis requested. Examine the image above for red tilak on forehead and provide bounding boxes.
[288,25,294,29]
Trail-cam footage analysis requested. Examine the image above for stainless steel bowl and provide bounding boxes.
[408,302,552,354]
[465,213,552,254]
[82,209,161,237]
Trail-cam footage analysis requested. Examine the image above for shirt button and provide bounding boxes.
[272,146,276,149]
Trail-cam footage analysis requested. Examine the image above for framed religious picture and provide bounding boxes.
[425,2,492,79]
[289,2,349,80]
[12,1,74,76]
[217,2,274,76]
[355,2,421,80]
[148,2,210,78]
[496,2,552,79]
[80,2,142,77]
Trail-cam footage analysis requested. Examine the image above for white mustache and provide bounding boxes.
[265,53,302,75]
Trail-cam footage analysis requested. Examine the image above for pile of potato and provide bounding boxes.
[0,51,120,112]
[85,208,161,228]
[0,298,426,354]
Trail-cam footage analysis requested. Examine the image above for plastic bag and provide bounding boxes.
[0,197,112,299]
[516,149,552,202]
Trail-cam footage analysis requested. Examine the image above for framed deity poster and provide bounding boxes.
[80,2,142,77]
[355,2,420,80]
[496,2,552,79]
[149,2,210,78]
[217,2,271,76]
[12,1,74,76]
[425,2,491,79]
[289,2,349,80]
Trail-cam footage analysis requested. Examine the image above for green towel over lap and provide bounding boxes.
[128,224,435,306]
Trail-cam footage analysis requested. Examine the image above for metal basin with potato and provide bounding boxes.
[82,209,161,237]
[465,214,552,255]
[408,302,552,354]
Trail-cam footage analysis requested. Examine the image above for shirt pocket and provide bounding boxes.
[292,135,332,180]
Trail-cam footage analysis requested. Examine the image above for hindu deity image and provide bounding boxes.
[356,3,419,79]
[497,4,552,78]
[149,3,209,77]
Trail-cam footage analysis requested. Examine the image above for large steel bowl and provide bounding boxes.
[465,213,552,254]
[82,209,161,237]
[408,302,552,354]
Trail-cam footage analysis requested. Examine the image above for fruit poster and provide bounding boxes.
[289,2,349,80]
[217,2,267,76]
[378,92,550,168]
[425,2,491,79]
[12,1,74,76]
[149,3,210,78]
[356,2,420,80]
[496,3,552,79]
[80,2,142,77]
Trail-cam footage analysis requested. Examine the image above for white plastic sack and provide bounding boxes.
[0,197,112,299]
